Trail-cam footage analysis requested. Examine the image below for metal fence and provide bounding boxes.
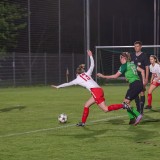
[0,53,85,86]
[95,45,160,82]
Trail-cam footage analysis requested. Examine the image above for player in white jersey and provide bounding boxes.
[145,55,160,109]
[52,50,129,126]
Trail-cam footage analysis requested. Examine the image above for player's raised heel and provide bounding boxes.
[134,114,143,126]
[76,122,85,127]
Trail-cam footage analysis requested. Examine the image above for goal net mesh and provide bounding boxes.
[95,45,160,84]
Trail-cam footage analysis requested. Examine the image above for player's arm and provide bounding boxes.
[97,63,126,79]
[156,66,160,82]
[137,66,145,85]
[51,80,77,89]
[155,77,160,82]
[143,54,150,85]
[86,50,94,76]
[51,85,57,88]
[97,71,121,79]
[150,74,154,83]
[145,65,149,85]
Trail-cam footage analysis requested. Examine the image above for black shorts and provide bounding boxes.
[125,80,143,101]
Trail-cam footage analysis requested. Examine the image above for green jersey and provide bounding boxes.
[118,62,140,83]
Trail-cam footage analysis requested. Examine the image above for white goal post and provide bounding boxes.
[95,45,160,82]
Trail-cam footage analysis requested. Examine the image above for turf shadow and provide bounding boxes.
[52,127,108,141]
[107,118,125,125]
[150,109,160,112]
[0,105,26,112]
[141,115,160,124]
[144,108,160,113]
[73,128,108,140]
[128,126,159,146]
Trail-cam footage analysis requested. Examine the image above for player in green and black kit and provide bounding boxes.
[97,52,145,125]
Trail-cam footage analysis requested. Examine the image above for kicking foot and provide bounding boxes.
[76,122,85,127]
[134,114,143,126]
[129,118,136,125]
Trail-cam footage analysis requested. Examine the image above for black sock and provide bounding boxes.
[135,96,140,112]
[140,95,145,114]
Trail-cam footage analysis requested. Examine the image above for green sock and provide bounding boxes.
[127,107,140,119]
[132,108,140,117]
[127,110,135,119]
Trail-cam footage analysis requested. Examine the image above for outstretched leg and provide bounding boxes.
[98,101,123,112]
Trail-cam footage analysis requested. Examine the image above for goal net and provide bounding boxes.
[95,45,160,84]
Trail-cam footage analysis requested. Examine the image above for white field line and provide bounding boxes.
[0,115,127,138]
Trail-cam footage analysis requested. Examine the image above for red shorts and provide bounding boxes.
[151,81,160,87]
[90,88,105,104]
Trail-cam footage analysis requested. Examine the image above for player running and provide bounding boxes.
[145,55,160,109]
[52,50,131,127]
[97,52,145,125]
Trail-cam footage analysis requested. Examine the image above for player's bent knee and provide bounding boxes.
[103,106,109,112]
[98,104,108,112]
[84,105,90,108]
[103,109,108,113]
[148,88,153,94]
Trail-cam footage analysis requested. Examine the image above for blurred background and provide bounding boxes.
[0,0,159,86]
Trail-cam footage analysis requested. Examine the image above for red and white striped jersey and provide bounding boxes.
[150,63,160,82]
[56,56,100,91]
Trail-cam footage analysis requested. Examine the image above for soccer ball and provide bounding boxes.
[58,113,67,123]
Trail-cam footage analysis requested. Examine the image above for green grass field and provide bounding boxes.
[0,85,160,160]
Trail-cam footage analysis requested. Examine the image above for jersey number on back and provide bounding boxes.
[80,73,91,81]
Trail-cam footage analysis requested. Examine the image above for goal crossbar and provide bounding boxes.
[95,45,160,49]
[95,45,160,82]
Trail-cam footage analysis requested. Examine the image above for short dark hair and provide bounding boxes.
[134,41,142,46]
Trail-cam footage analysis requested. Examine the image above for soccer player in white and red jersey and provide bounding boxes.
[145,55,160,109]
[52,50,129,126]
